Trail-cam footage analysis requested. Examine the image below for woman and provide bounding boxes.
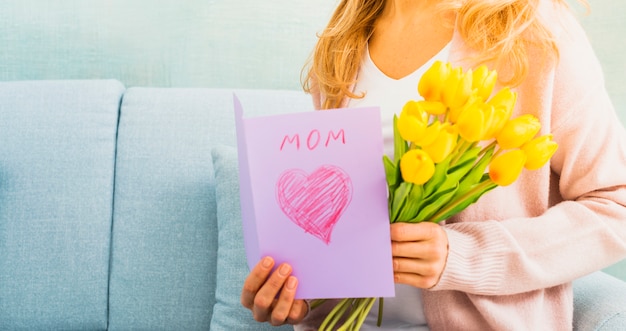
[241,0,626,329]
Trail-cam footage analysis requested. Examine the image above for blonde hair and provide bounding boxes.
[303,0,586,110]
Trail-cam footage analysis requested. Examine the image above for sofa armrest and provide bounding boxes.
[573,271,626,330]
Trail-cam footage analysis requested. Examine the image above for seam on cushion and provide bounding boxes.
[595,312,626,331]
[106,88,126,331]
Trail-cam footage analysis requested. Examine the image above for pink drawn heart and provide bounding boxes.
[276,165,353,245]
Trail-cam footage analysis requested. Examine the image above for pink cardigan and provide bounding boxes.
[298,1,626,330]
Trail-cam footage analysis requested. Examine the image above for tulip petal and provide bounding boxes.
[414,121,442,147]
[400,149,436,185]
[496,114,541,150]
[489,149,527,186]
[487,87,517,117]
[422,124,458,163]
[456,103,487,142]
[442,67,473,109]
[521,134,558,170]
[418,100,447,116]
[397,102,428,143]
[472,65,498,101]
[418,61,449,102]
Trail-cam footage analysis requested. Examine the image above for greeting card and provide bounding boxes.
[234,95,395,299]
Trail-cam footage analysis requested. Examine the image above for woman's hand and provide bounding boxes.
[240,256,309,326]
[390,222,449,289]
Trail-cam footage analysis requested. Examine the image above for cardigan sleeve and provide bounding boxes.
[431,4,626,296]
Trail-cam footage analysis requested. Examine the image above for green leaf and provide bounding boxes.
[423,156,451,197]
[432,181,497,222]
[390,182,412,222]
[415,184,458,221]
[396,184,424,222]
[383,155,398,188]
[450,144,480,169]
[448,146,480,174]
[456,147,494,197]
[438,159,475,193]
[423,147,477,201]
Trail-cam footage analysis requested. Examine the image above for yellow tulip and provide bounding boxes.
[418,61,450,102]
[397,101,428,143]
[455,102,488,142]
[489,149,527,186]
[448,93,479,124]
[487,87,517,116]
[521,134,558,170]
[442,67,474,110]
[414,121,442,147]
[402,99,429,120]
[481,104,512,140]
[400,149,436,185]
[496,114,542,150]
[421,123,458,163]
[472,65,498,101]
[417,100,447,116]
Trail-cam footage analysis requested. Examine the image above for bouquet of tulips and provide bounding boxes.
[311,61,558,330]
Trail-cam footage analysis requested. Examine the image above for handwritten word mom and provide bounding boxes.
[280,129,346,151]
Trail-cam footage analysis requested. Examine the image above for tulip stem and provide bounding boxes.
[377,297,384,326]
[319,298,351,331]
[310,299,327,310]
[450,140,474,166]
[336,298,371,331]
[479,140,497,157]
[492,147,504,158]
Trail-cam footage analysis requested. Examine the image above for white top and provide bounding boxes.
[348,43,450,330]
[349,44,450,158]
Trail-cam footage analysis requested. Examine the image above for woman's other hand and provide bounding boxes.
[240,256,308,326]
[390,222,449,289]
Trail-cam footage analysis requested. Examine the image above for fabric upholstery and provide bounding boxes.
[108,87,311,330]
[0,80,124,330]
[108,88,221,330]
[573,271,626,331]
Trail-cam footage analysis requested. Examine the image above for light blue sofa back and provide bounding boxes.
[0,80,124,329]
[0,80,314,329]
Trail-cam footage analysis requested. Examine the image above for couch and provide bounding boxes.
[1,79,625,330]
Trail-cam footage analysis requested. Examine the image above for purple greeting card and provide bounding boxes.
[234,95,394,299]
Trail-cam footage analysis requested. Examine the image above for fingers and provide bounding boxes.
[392,240,447,289]
[269,277,308,325]
[390,221,443,242]
[389,222,449,289]
[393,257,445,289]
[390,223,447,261]
[392,239,447,259]
[286,299,309,325]
[241,256,275,310]
[252,263,293,323]
[241,256,306,326]
[267,275,296,325]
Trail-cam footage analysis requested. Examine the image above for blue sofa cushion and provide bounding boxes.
[0,80,124,329]
[108,88,222,330]
[573,271,626,330]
